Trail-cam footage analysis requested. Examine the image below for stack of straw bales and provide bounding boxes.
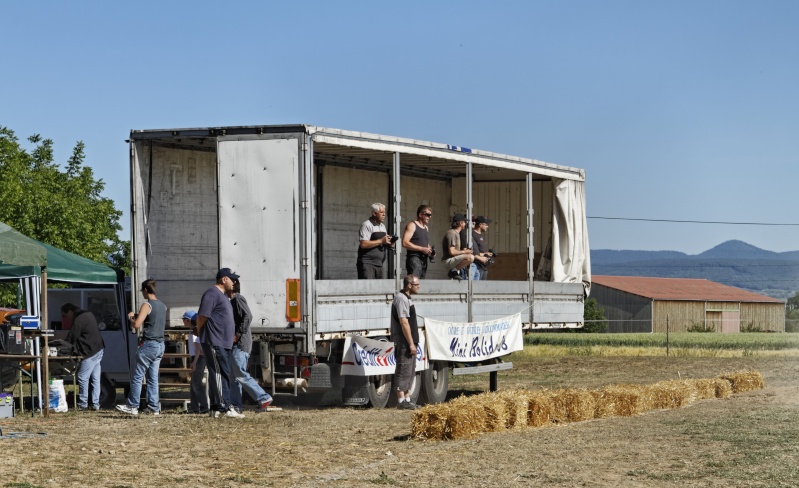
[411,370,764,441]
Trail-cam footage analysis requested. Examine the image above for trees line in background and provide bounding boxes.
[0,125,129,306]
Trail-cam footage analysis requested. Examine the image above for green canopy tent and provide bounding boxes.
[0,222,128,414]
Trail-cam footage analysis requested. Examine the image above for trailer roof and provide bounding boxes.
[129,124,585,181]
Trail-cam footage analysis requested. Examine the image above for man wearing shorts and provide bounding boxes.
[391,275,421,410]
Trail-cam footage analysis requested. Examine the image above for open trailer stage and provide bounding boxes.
[129,125,591,407]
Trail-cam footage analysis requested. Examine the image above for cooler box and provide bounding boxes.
[21,316,40,330]
[0,393,13,418]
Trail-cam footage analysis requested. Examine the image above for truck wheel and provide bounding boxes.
[99,376,117,409]
[387,371,421,407]
[418,360,449,405]
[366,374,393,409]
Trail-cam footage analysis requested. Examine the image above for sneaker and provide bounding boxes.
[225,407,245,419]
[115,404,139,416]
[397,400,416,410]
[149,410,160,416]
[257,398,273,412]
[448,269,462,280]
[210,410,222,418]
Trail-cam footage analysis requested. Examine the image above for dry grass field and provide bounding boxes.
[2,350,799,487]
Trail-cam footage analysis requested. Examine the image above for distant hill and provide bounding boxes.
[591,240,799,301]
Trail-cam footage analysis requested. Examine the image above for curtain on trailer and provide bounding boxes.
[551,179,591,294]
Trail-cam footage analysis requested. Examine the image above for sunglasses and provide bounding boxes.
[422,213,432,217]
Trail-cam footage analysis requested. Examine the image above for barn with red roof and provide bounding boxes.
[592,275,785,333]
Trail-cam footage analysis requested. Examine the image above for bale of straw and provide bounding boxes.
[411,405,449,441]
[592,384,648,418]
[685,378,717,401]
[711,378,732,398]
[527,390,555,428]
[474,392,509,433]
[719,370,765,393]
[497,390,531,430]
[647,380,693,409]
[549,388,596,423]
[444,396,488,440]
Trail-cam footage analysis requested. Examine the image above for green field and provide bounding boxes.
[524,332,799,351]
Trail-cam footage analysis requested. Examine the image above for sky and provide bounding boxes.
[2,1,798,254]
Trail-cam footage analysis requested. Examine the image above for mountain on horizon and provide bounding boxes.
[591,240,799,300]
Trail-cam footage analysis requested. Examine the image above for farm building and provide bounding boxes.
[592,275,785,333]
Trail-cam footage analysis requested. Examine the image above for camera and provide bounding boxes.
[429,246,437,263]
[487,248,498,265]
[390,235,399,243]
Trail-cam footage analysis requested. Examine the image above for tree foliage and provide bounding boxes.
[0,125,129,270]
[582,297,608,333]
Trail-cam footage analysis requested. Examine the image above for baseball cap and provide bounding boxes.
[452,213,467,223]
[474,216,492,224]
[182,310,197,321]
[216,267,240,281]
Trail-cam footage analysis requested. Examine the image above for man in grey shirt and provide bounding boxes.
[390,274,421,410]
[357,203,394,279]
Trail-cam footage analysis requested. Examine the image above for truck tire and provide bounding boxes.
[366,374,393,409]
[418,360,449,405]
[99,375,117,409]
[387,371,421,407]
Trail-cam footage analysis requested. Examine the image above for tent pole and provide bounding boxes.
[42,267,49,417]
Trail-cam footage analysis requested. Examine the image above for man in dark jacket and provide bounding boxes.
[229,279,273,413]
[63,303,105,410]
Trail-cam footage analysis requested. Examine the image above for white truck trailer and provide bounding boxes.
[128,124,591,407]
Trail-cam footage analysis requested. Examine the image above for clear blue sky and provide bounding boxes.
[3,1,798,254]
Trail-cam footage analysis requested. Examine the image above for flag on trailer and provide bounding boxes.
[424,313,524,362]
[341,335,427,376]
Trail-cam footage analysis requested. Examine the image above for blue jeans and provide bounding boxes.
[230,346,272,409]
[77,349,103,409]
[470,264,486,280]
[126,340,165,412]
[201,343,233,412]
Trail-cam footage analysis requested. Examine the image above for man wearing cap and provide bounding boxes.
[442,214,474,280]
[196,268,244,418]
[471,216,495,280]
[183,310,208,414]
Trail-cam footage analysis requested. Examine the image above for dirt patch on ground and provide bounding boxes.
[2,355,798,487]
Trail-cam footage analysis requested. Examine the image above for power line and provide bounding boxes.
[588,216,799,226]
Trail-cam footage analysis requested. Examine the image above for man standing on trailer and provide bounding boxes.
[229,279,274,413]
[442,214,474,280]
[357,203,394,279]
[391,274,421,410]
[196,268,244,418]
[402,205,434,278]
[470,216,494,280]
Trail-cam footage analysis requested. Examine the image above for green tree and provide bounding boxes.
[582,297,608,333]
[0,126,129,305]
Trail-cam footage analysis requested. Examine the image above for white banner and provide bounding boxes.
[424,313,524,361]
[341,335,428,376]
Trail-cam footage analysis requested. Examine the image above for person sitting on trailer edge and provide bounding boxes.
[116,279,167,416]
[442,214,474,280]
[357,203,394,279]
[402,205,434,279]
[391,274,421,410]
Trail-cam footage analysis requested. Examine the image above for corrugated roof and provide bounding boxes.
[592,275,784,303]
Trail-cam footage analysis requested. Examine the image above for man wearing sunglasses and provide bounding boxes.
[402,205,434,278]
